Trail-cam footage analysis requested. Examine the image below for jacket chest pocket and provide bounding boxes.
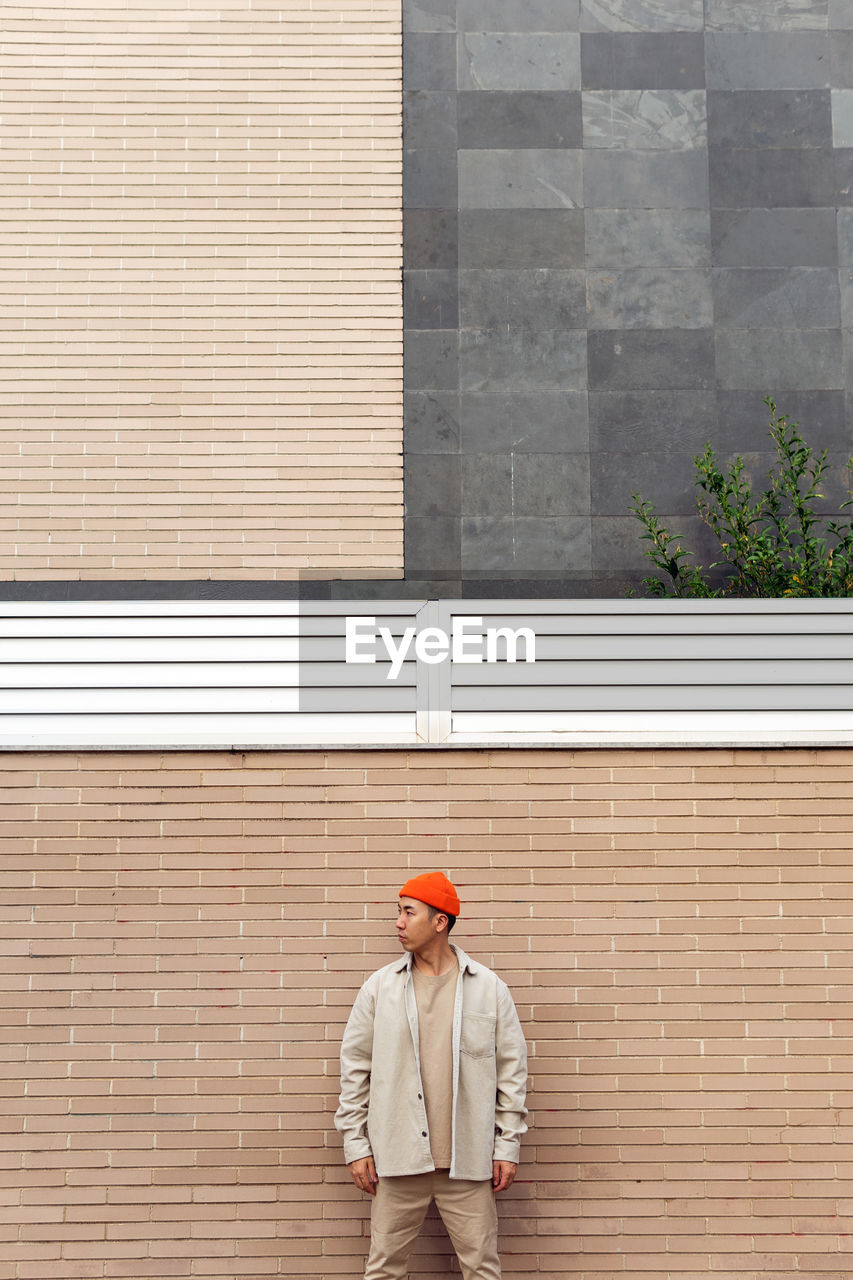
[460,1012,496,1058]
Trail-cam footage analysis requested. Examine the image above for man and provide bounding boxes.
[335,871,528,1280]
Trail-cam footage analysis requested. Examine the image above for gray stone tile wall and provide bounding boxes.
[403,0,853,593]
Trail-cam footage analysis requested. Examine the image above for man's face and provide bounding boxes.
[396,895,440,954]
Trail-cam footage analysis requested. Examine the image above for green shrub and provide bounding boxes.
[630,397,853,598]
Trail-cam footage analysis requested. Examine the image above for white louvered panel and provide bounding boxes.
[446,603,853,731]
[0,601,424,746]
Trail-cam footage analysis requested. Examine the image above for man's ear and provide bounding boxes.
[433,911,449,934]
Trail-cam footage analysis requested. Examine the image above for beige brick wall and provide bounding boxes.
[2,746,852,1279]
[0,2,402,580]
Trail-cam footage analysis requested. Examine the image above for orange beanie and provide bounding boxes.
[399,871,460,917]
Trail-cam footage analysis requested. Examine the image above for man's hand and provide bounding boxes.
[492,1160,517,1193]
[349,1156,379,1196]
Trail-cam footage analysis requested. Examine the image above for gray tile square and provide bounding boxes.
[587,268,713,328]
[707,89,833,149]
[592,515,660,577]
[461,454,513,514]
[404,91,457,153]
[585,209,711,267]
[404,148,459,208]
[404,392,461,453]
[831,0,853,27]
[458,0,582,32]
[715,329,844,389]
[836,151,853,206]
[833,91,853,145]
[510,517,592,572]
[459,393,534,451]
[460,269,586,328]
[459,149,583,208]
[404,209,459,269]
[709,148,836,208]
[711,208,839,266]
[580,0,704,32]
[835,396,850,453]
[513,453,591,515]
[404,329,459,390]
[705,0,829,31]
[712,267,841,327]
[582,89,706,149]
[458,91,582,148]
[458,32,581,90]
[715,389,848,449]
[594,509,724,586]
[831,29,853,81]
[405,270,460,329]
[459,210,585,267]
[405,454,461,516]
[405,517,462,574]
[841,268,853,328]
[589,390,719,450]
[460,328,588,391]
[588,330,716,390]
[584,149,709,208]
[405,0,457,33]
[460,516,515,571]
[460,392,590,452]
[580,33,706,88]
[705,33,832,89]
[519,392,590,451]
[404,32,458,89]
[591,450,702,515]
[839,210,853,262]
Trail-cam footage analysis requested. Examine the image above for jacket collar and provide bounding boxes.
[393,942,478,976]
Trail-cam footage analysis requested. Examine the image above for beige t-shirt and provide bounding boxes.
[412,957,458,1169]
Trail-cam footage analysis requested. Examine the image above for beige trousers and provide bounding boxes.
[365,1170,501,1280]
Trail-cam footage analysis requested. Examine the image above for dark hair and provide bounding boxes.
[426,904,456,933]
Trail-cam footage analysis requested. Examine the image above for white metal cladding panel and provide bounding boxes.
[2,599,853,747]
[0,601,423,747]
[443,600,853,744]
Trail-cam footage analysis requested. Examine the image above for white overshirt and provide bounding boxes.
[335,944,528,1181]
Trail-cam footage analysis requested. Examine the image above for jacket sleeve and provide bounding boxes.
[493,980,528,1165]
[334,982,376,1165]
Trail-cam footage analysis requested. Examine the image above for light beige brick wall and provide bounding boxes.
[0,2,402,580]
[2,746,851,1280]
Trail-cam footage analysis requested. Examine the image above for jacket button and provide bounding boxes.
[422,1131,427,1138]
[418,1093,422,1100]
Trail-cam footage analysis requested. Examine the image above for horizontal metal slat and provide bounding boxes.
[0,609,421,640]
[452,710,853,733]
[0,685,416,713]
[450,625,853,651]
[451,685,853,712]
[0,638,301,663]
[450,659,853,686]
[449,611,853,637]
[0,662,420,690]
[0,711,418,746]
